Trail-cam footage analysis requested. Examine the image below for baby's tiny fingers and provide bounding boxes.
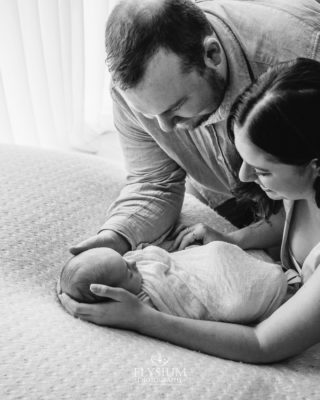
[166,224,186,241]
[178,231,197,250]
[173,224,187,236]
[173,228,189,248]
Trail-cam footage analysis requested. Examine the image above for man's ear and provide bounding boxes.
[310,158,320,175]
[203,37,223,69]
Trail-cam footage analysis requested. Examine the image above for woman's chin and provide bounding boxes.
[265,190,283,200]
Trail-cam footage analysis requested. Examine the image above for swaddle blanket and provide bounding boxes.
[126,242,287,323]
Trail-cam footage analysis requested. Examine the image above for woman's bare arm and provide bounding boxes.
[59,264,320,364]
[173,208,285,251]
[137,264,320,363]
[227,208,285,250]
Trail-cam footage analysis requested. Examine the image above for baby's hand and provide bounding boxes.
[173,223,228,250]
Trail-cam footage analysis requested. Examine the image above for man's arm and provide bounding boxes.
[71,88,186,254]
[103,90,186,249]
[70,230,131,256]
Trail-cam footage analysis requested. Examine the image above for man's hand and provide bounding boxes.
[173,223,232,250]
[69,230,131,256]
[58,284,147,330]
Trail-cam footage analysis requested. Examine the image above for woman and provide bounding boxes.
[59,58,320,364]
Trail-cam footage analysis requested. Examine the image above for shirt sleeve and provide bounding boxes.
[99,87,186,250]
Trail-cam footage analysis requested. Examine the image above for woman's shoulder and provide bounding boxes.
[302,242,320,283]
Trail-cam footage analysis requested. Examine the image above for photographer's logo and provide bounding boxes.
[150,352,169,367]
[134,352,187,385]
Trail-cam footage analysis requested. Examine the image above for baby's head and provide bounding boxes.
[59,247,142,303]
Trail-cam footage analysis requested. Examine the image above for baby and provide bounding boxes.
[59,246,142,303]
[59,242,288,324]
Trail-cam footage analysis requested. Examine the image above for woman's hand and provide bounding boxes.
[58,284,147,330]
[173,223,230,250]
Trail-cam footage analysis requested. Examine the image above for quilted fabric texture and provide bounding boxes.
[1,144,320,400]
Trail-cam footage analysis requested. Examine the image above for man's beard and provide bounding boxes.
[174,69,227,132]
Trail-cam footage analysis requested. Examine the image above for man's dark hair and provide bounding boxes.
[105,0,213,90]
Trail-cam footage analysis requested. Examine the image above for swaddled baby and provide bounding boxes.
[59,242,287,323]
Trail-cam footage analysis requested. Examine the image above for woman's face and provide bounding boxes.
[234,124,317,202]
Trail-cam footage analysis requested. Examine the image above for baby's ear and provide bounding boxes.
[126,260,136,268]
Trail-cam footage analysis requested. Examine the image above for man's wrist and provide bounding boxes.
[99,229,131,255]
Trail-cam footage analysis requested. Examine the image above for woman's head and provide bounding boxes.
[228,58,320,212]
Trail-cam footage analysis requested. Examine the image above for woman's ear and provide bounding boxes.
[203,37,223,69]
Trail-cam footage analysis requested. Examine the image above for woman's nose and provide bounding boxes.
[238,162,256,182]
[156,114,174,132]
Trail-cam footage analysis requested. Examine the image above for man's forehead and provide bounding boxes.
[119,49,191,115]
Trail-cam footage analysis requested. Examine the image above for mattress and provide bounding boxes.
[1,144,320,400]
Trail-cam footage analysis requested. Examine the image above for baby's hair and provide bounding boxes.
[59,253,110,303]
[59,255,78,289]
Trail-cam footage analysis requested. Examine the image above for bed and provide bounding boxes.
[1,144,320,400]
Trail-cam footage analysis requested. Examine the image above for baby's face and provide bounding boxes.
[112,256,142,295]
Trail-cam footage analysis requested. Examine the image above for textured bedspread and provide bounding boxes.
[1,144,320,400]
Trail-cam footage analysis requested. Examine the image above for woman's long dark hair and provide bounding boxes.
[227,58,320,219]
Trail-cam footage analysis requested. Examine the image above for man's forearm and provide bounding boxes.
[138,308,269,364]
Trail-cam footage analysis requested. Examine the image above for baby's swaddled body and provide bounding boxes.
[127,242,287,323]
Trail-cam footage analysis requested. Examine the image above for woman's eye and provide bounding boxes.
[255,171,270,177]
[172,104,182,113]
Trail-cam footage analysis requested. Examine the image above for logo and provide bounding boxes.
[133,352,188,385]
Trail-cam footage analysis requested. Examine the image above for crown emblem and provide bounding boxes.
[150,352,169,366]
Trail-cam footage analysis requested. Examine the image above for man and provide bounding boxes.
[70,0,320,256]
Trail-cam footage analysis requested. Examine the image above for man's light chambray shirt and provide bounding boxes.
[102,0,320,249]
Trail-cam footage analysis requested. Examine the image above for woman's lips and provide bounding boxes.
[259,184,272,192]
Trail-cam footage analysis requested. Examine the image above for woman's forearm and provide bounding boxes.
[135,266,320,364]
[226,209,285,250]
[138,308,272,364]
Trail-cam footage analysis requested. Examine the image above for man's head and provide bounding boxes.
[59,248,142,303]
[105,0,228,132]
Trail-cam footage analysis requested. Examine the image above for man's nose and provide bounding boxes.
[238,162,256,182]
[156,114,174,132]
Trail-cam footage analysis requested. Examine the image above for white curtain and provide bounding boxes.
[0,0,116,151]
